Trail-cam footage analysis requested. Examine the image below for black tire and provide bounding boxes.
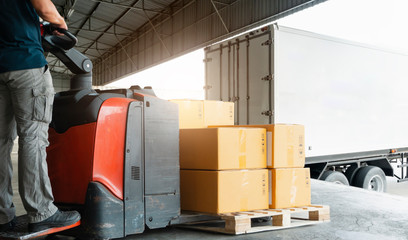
[345,164,359,183]
[352,166,387,192]
[320,171,350,185]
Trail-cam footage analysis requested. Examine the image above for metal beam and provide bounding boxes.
[211,0,230,34]
[114,33,137,69]
[73,2,101,36]
[54,0,76,18]
[95,0,196,67]
[93,0,329,85]
[72,9,135,33]
[143,8,171,56]
[64,0,77,18]
[89,0,171,16]
[76,35,116,47]
[80,0,141,56]
[69,27,136,38]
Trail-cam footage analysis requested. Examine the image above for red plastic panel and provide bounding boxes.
[93,98,134,200]
[47,123,96,204]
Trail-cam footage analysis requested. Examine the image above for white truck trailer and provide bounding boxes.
[204,24,408,192]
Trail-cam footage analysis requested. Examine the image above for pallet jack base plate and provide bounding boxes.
[0,215,80,240]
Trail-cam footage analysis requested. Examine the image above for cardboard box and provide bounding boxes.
[180,169,269,214]
[180,128,266,170]
[170,100,234,128]
[210,124,305,168]
[269,168,311,209]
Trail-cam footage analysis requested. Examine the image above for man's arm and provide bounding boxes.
[30,0,67,30]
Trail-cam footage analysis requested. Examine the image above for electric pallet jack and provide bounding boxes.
[0,23,180,239]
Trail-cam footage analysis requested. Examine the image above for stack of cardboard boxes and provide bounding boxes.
[172,99,268,214]
[172,99,311,214]
[236,124,311,209]
[179,127,269,214]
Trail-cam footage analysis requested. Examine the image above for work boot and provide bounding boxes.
[28,210,80,232]
[0,217,16,232]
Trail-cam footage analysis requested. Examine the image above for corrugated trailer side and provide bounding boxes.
[204,24,408,191]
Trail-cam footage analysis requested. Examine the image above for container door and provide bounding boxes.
[205,27,273,125]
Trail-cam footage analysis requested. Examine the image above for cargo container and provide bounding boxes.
[204,24,408,192]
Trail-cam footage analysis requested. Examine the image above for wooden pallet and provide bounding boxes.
[179,205,330,235]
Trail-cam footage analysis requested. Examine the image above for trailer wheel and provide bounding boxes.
[345,164,359,183]
[352,166,387,192]
[320,171,349,185]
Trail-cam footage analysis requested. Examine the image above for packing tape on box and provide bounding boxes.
[267,132,272,166]
[240,198,248,211]
[268,171,272,205]
[239,129,247,168]
[240,171,249,211]
[290,170,298,204]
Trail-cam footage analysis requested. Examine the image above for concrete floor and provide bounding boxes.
[128,180,408,240]
[9,144,408,239]
[387,177,408,197]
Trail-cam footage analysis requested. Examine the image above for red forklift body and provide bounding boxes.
[47,98,134,204]
[46,88,180,239]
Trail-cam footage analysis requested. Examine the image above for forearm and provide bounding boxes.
[30,0,67,29]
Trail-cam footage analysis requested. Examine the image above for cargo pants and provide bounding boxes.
[0,66,58,224]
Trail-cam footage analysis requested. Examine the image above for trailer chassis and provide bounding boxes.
[306,148,408,191]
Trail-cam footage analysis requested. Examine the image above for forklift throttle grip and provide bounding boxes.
[42,23,78,51]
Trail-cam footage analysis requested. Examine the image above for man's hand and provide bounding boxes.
[30,0,67,31]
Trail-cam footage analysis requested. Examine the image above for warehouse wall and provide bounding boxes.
[51,72,71,92]
[93,0,327,85]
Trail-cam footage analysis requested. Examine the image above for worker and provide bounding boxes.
[0,0,80,232]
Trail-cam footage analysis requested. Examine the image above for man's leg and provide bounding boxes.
[0,74,17,225]
[6,67,58,223]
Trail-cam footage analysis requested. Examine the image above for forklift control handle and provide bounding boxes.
[42,23,78,51]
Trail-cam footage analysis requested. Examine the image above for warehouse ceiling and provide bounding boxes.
[50,0,175,73]
[49,0,327,85]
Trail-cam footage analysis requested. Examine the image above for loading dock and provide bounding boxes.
[3,0,408,239]
[8,148,408,240]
